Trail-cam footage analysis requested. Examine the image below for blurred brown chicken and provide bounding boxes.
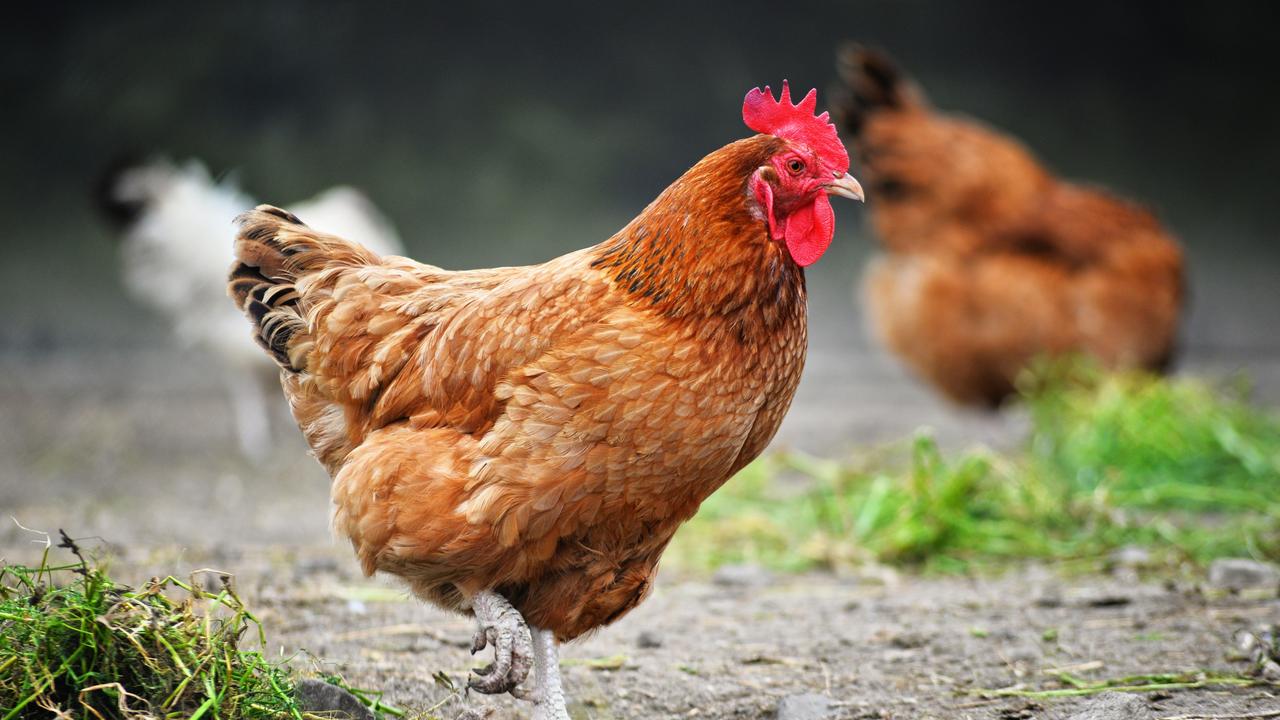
[835,46,1185,406]
[228,84,862,719]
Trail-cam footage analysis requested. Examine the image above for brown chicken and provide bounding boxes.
[835,46,1184,406]
[228,84,862,719]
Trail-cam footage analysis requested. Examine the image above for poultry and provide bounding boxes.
[227,84,862,719]
[99,157,403,458]
[834,46,1184,406]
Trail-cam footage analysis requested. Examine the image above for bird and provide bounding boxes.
[226,83,862,719]
[99,157,404,459]
[834,46,1184,406]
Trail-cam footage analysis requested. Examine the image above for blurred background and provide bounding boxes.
[2,1,1279,549]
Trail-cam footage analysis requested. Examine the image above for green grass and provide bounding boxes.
[669,362,1280,573]
[0,533,401,720]
[1024,360,1280,512]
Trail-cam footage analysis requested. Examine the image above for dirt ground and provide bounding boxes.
[233,560,1280,720]
[2,347,1279,719]
[3,539,1277,720]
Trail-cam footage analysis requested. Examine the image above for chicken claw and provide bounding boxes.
[468,590,533,695]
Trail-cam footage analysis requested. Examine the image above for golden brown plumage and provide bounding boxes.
[835,46,1185,406]
[227,89,862,713]
[229,138,808,638]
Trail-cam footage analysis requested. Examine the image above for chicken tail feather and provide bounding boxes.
[229,204,378,372]
[833,44,925,135]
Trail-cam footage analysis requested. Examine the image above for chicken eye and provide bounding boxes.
[785,158,805,175]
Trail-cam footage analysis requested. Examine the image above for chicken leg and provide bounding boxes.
[468,590,534,694]
[223,365,273,461]
[513,628,570,720]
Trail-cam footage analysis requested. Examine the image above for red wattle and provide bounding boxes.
[783,192,834,267]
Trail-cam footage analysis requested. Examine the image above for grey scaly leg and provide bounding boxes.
[513,627,570,720]
[468,590,534,694]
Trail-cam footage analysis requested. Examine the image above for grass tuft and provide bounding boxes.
[0,532,395,720]
[670,362,1280,572]
[1023,359,1280,513]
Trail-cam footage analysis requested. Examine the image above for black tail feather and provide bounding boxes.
[833,44,918,136]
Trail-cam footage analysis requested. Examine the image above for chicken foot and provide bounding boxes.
[468,590,534,694]
[512,628,570,720]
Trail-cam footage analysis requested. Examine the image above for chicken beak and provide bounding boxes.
[824,173,865,202]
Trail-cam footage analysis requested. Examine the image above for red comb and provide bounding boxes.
[743,81,849,174]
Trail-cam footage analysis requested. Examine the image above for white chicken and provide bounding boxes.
[100,158,404,459]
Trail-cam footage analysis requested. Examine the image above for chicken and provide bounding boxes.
[834,47,1185,406]
[227,84,862,719]
[99,158,403,458]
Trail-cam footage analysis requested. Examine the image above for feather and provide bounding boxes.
[103,157,403,458]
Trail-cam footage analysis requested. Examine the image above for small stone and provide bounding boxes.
[1208,558,1280,591]
[712,563,773,588]
[636,630,663,648]
[889,631,928,649]
[1032,584,1063,608]
[1237,626,1280,679]
[1063,692,1154,720]
[775,693,834,720]
[1109,545,1151,568]
[295,678,375,720]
